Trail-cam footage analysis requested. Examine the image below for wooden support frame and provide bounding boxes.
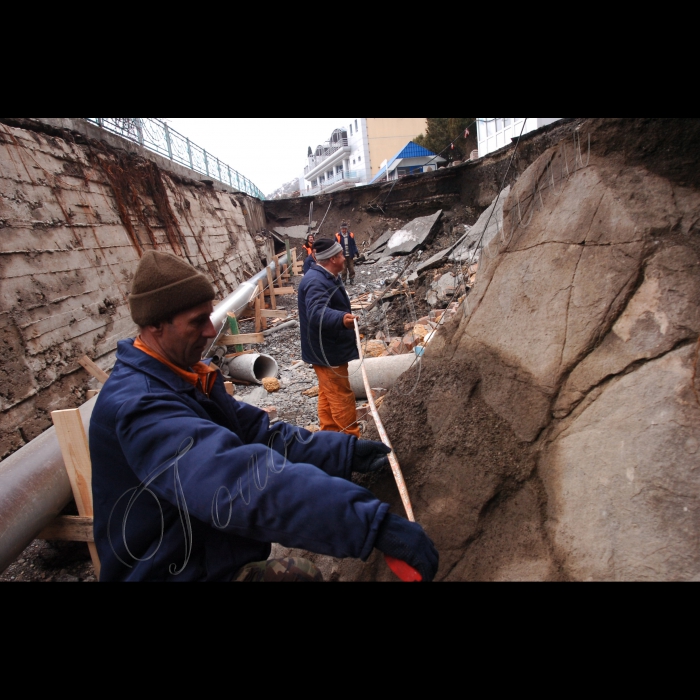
[265,266,277,309]
[255,279,267,332]
[78,355,109,384]
[220,333,265,345]
[44,408,101,578]
[259,309,289,319]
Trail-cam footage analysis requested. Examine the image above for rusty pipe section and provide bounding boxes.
[0,396,97,573]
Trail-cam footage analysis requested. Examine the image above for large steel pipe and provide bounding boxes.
[347,354,418,399]
[0,396,97,573]
[205,253,289,356]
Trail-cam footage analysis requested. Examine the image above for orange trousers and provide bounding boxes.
[313,363,360,438]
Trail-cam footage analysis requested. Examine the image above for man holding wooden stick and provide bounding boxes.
[89,250,438,582]
[297,238,362,438]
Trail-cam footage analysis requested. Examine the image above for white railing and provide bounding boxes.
[303,170,359,196]
[304,138,350,174]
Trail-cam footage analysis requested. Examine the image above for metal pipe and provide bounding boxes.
[0,396,97,573]
[226,354,279,385]
[347,354,417,400]
[204,253,289,356]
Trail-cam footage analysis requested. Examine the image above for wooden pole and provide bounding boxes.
[352,319,415,522]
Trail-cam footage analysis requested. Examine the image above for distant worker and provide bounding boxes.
[302,233,315,274]
[335,222,359,285]
[298,238,360,438]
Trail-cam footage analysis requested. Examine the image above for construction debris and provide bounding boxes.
[262,377,281,392]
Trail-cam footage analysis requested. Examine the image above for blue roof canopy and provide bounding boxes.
[370,141,439,183]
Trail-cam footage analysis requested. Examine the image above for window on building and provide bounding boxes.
[357,155,361,161]
[353,159,356,164]
[312,179,318,187]
[355,119,358,131]
[349,124,353,136]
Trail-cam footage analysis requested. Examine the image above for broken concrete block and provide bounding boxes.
[402,332,418,351]
[356,404,371,422]
[262,377,281,392]
[387,338,405,355]
[363,339,388,357]
[386,210,443,255]
[450,186,510,261]
[413,324,429,340]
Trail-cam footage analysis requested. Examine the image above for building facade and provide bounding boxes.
[299,118,427,196]
[476,118,562,158]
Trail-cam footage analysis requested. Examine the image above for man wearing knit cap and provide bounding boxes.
[89,249,438,582]
[297,238,361,438]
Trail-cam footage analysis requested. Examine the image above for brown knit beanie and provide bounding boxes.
[128,250,216,326]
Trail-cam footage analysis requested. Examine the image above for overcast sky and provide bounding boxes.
[166,118,347,197]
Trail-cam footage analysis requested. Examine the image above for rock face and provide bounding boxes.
[425,136,700,580]
[386,210,442,255]
[301,122,700,582]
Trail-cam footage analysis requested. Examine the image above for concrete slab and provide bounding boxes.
[273,224,312,240]
[386,210,442,256]
[451,186,509,260]
[367,229,394,254]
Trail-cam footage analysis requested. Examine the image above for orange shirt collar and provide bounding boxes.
[134,336,218,398]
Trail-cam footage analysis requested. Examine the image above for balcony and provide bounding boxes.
[304,139,351,179]
[302,170,360,197]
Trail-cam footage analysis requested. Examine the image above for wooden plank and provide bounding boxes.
[220,333,265,345]
[256,279,266,331]
[86,389,99,400]
[78,355,109,384]
[51,408,101,577]
[260,309,289,318]
[39,515,94,542]
[271,286,294,295]
[224,381,234,396]
[266,266,277,309]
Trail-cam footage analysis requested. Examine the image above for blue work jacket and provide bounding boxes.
[89,339,388,581]
[297,263,359,367]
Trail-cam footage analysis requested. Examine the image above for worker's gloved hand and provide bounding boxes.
[374,513,439,582]
[352,439,391,473]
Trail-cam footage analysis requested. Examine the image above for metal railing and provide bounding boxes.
[303,170,360,196]
[85,118,265,200]
[304,138,350,174]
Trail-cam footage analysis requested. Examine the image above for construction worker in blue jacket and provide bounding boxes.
[89,250,439,582]
[335,222,359,284]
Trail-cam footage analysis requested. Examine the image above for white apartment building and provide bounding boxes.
[476,118,562,158]
[299,118,427,197]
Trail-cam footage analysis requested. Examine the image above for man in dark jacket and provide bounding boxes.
[89,250,438,582]
[302,233,315,275]
[297,238,361,438]
[335,222,359,284]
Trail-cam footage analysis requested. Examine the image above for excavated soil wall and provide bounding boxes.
[0,119,268,459]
